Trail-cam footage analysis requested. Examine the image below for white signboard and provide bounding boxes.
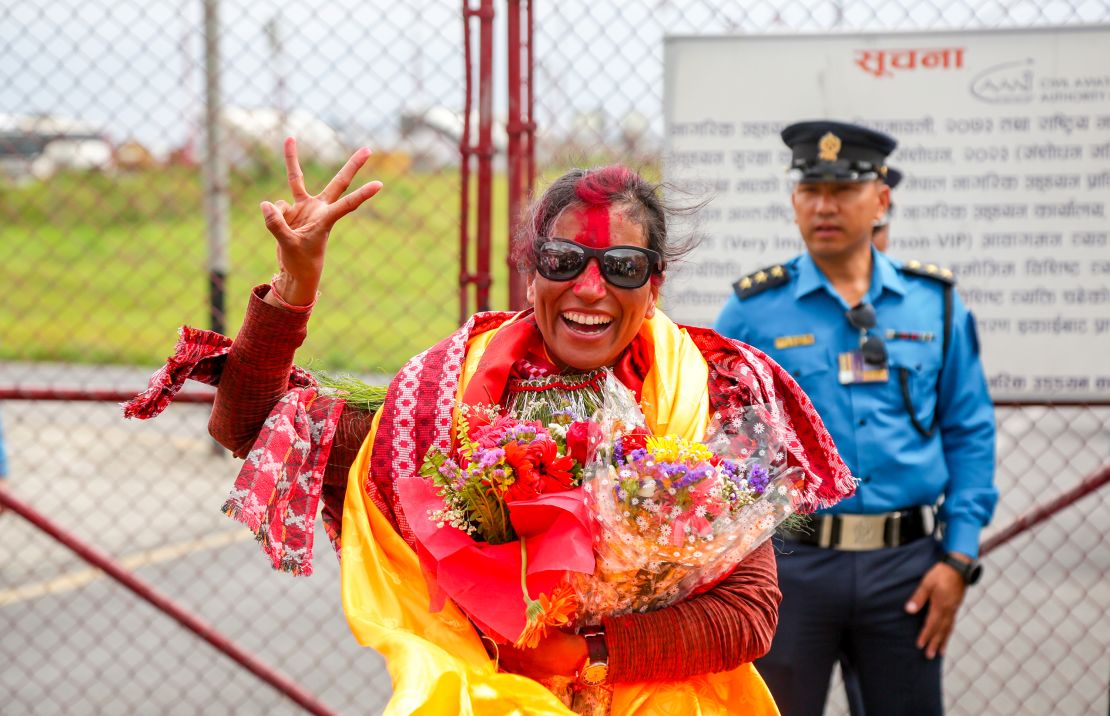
[663,27,1110,400]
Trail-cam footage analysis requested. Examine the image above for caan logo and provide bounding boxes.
[970,59,1035,103]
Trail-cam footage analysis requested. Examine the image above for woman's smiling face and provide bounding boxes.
[528,203,659,371]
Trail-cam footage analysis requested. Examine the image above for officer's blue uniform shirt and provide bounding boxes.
[714,248,998,558]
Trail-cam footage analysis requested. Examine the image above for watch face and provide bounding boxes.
[945,555,983,585]
[580,662,608,686]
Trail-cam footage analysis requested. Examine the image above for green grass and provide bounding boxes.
[2,164,511,373]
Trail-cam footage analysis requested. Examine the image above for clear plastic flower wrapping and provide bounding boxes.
[573,371,803,625]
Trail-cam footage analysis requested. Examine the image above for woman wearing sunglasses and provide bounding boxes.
[182,140,854,715]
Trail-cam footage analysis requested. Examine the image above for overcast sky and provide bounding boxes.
[2,0,1101,155]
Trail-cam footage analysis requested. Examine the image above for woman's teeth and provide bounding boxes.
[562,311,612,328]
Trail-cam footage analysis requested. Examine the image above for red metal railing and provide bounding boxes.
[980,463,1110,556]
[0,484,335,716]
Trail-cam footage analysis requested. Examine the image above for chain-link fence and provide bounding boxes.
[3,1,1109,714]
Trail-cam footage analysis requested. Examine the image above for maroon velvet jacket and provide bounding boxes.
[209,287,781,683]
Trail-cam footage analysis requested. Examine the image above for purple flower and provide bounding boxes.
[554,405,585,421]
[748,463,770,493]
[474,447,505,469]
[673,464,711,490]
[721,460,744,482]
[504,423,543,443]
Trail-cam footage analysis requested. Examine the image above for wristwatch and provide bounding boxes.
[940,553,983,585]
[577,631,609,686]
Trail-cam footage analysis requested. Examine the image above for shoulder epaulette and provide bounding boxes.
[900,259,956,285]
[732,264,790,300]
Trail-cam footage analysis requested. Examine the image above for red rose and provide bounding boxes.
[620,426,649,454]
[565,421,597,466]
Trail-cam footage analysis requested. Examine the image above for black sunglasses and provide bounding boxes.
[535,239,665,289]
[846,303,888,366]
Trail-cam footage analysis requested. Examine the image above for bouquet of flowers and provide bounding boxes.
[400,370,807,715]
[575,373,803,622]
[403,400,603,648]
[561,374,802,714]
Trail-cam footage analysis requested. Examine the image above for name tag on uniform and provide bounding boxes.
[838,350,890,384]
[774,333,816,350]
[885,330,935,342]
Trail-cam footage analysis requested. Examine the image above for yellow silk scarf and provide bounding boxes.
[340,311,779,715]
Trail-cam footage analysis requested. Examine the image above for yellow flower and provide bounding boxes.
[645,434,713,464]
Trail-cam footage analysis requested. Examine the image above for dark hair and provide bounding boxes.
[512,165,700,282]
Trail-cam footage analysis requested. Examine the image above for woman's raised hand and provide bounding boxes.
[261,137,383,306]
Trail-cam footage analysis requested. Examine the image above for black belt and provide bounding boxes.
[780,508,931,551]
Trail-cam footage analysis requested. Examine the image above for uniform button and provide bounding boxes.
[858,418,867,426]
[860,475,871,483]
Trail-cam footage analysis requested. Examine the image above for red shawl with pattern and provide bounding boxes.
[125,313,853,576]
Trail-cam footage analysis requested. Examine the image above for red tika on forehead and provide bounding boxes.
[569,166,636,248]
[572,205,612,248]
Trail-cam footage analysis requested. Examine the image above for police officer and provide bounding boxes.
[872,166,902,252]
[714,121,997,716]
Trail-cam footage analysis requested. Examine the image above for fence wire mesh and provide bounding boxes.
[2,1,1109,714]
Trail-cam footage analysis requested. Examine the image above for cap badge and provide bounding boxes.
[818,132,842,161]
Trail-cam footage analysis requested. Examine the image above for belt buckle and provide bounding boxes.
[835,514,888,551]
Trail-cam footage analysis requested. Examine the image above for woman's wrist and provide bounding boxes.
[267,273,319,311]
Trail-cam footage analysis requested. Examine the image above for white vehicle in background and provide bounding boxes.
[0,114,113,182]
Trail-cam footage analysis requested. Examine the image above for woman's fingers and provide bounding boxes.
[321,147,372,203]
[327,180,384,222]
[283,137,310,200]
[260,201,295,242]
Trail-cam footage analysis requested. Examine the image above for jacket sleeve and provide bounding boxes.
[208,284,371,535]
[601,539,781,682]
[935,297,998,558]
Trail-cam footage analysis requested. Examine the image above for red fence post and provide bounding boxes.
[460,0,496,318]
[475,0,495,312]
[506,0,524,311]
[505,0,535,311]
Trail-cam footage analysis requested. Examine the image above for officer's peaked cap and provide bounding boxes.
[781,120,897,183]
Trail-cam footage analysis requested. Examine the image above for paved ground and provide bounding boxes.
[1,362,1108,714]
